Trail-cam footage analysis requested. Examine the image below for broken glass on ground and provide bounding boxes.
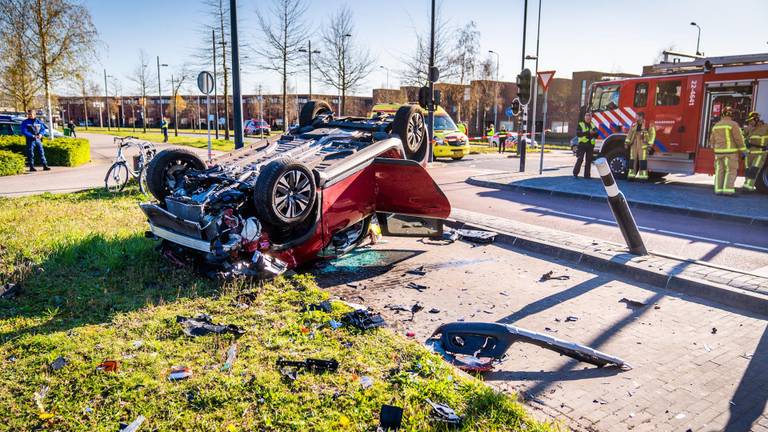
[221,343,237,372]
[176,314,246,337]
[428,322,631,372]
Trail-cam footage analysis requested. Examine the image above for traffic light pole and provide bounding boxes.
[519,105,527,172]
[427,0,436,163]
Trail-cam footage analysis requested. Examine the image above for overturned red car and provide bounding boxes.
[140,101,451,278]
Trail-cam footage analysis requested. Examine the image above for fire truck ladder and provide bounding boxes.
[652,52,768,73]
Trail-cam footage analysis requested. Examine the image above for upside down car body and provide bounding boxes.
[139,101,451,278]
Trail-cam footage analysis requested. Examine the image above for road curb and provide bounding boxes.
[447,213,768,317]
[466,174,768,227]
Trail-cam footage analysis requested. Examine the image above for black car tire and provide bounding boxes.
[146,148,207,202]
[254,158,317,227]
[299,100,332,128]
[604,148,629,180]
[391,105,428,161]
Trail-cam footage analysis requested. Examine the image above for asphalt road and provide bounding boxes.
[430,151,768,274]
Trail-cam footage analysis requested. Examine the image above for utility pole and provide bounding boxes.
[519,0,529,172]
[258,84,264,138]
[212,29,220,139]
[104,69,111,130]
[531,0,542,174]
[156,56,167,128]
[171,75,179,137]
[427,0,436,163]
[489,50,500,129]
[229,0,244,149]
[380,66,390,89]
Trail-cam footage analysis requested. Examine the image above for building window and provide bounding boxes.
[551,121,568,134]
[655,80,681,106]
[579,80,587,106]
[633,83,648,107]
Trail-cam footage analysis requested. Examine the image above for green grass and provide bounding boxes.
[83,127,283,153]
[0,188,557,431]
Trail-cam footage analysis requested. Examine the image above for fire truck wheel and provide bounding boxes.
[756,165,768,194]
[605,148,629,180]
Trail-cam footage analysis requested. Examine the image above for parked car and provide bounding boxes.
[489,131,538,148]
[0,115,63,138]
[140,100,451,279]
[244,119,271,136]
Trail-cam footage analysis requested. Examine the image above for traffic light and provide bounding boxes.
[516,69,532,105]
[510,98,521,117]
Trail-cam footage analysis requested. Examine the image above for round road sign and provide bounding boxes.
[197,71,215,95]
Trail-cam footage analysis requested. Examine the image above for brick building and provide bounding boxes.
[56,93,373,130]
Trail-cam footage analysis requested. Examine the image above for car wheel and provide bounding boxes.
[146,148,207,202]
[254,158,317,227]
[756,165,768,194]
[299,100,332,128]
[604,148,629,180]
[391,105,427,161]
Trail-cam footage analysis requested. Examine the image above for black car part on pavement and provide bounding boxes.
[428,322,631,372]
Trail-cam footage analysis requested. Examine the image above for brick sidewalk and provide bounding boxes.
[317,237,768,431]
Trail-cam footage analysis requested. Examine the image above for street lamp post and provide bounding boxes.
[488,50,500,129]
[380,66,390,89]
[298,41,321,100]
[339,33,352,115]
[171,74,179,137]
[690,22,702,55]
[103,69,114,130]
[156,56,168,128]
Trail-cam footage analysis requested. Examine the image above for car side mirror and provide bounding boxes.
[376,212,444,238]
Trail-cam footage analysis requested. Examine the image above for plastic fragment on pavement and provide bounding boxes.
[456,228,497,243]
[119,415,146,432]
[168,366,193,381]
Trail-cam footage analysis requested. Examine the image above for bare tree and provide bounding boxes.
[256,0,309,130]
[314,6,374,116]
[128,50,154,133]
[168,65,192,136]
[450,20,480,121]
[0,0,98,136]
[400,3,456,86]
[0,7,40,112]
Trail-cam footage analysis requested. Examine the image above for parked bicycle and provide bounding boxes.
[104,136,157,194]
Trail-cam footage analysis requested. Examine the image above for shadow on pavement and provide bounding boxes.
[724,327,768,431]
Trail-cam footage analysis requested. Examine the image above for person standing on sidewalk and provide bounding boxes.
[160,117,169,143]
[709,107,746,196]
[20,110,50,172]
[624,112,655,181]
[742,112,768,192]
[67,120,76,137]
[486,123,495,146]
[573,112,598,179]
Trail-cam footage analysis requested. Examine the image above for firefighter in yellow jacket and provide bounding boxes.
[708,108,746,195]
[624,112,655,180]
[743,112,768,192]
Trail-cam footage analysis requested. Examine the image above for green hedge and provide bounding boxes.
[0,149,26,176]
[0,136,90,167]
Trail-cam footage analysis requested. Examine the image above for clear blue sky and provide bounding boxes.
[83,0,768,96]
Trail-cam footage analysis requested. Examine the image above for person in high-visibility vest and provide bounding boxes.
[486,123,495,145]
[573,112,598,178]
[708,107,746,196]
[457,121,467,136]
[161,117,169,143]
[624,112,655,180]
[743,111,768,192]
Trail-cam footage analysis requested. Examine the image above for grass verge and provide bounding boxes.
[0,188,556,431]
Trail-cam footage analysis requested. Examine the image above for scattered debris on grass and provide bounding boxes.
[168,366,193,381]
[177,314,246,337]
[221,343,237,372]
[426,399,462,425]
[276,358,339,381]
[360,375,374,389]
[379,404,404,430]
[33,385,50,418]
[119,415,146,432]
[96,360,119,373]
[342,309,386,330]
[619,298,647,309]
[302,300,333,313]
[50,355,67,372]
[0,282,19,298]
[539,271,570,282]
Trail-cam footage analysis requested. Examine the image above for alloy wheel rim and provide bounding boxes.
[274,169,312,219]
[406,114,424,152]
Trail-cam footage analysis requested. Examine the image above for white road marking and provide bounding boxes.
[538,208,594,221]
[657,229,729,244]
[734,243,768,253]
[596,218,616,224]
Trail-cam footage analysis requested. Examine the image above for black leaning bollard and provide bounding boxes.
[594,157,648,256]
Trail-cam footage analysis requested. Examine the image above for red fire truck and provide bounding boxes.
[587,52,768,192]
